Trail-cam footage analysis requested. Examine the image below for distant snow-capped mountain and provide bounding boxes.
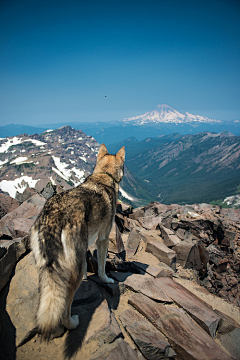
[122,104,221,125]
[0,126,137,204]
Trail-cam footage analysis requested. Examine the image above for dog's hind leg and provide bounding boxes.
[62,280,80,330]
[96,236,114,284]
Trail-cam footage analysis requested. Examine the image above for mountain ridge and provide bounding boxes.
[122,104,222,125]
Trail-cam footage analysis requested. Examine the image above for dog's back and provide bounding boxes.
[29,144,125,339]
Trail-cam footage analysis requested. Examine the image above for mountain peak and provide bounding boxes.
[122,104,220,125]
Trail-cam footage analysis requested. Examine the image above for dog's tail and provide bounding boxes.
[36,267,70,339]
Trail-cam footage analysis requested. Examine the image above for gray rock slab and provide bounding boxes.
[90,338,139,360]
[124,273,172,303]
[126,228,141,259]
[133,261,173,278]
[218,328,240,360]
[146,238,176,269]
[0,194,46,238]
[88,274,120,296]
[0,238,27,291]
[6,252,39,345]
[158,224,181,247]
[128,293,233,360]
[156,277,221,338]
[120,307,175,360]
[83,298,121,344]
[72,279,103,306]
[137,215,162,230]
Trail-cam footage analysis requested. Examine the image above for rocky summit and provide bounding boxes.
[0,126,99,198]
[0,188,240,360]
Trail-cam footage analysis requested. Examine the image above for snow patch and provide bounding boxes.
[0,176,40,198]
[119,186,133,201]
[10,156,28,165]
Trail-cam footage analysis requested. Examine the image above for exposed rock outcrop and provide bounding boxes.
[0,194,239,359]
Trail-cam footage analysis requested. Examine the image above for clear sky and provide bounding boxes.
[0,0,240,126]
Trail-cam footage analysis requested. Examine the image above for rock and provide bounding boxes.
[120,308,175,360]
[133,261,174,278]
[83,298,121,344]
[217,328,240,360]
[128,208,145,220]
[137,215,162,230]
[126,229,141,259]
[145,238,176,270]
[0,192,20,219]
[0,194,46,238]
[15,187,37,203]
[0,237,27,291]
[90,338,139,360]
[124,273,172,303]
[156,277,221,338]
[173,242,209,276]
[158,224,181,247]
[6,252,39,345]
[88,274,120,296]
[128,293,233,360]
[214,308,240,334]
[108,222,124,254]
[72,279,103,306]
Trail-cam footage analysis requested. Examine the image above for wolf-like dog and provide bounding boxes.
[19,143,125,343]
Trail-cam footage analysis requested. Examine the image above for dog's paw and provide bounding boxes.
[69,315,79,330]
[82,273,87,280]
[99,275,114,284]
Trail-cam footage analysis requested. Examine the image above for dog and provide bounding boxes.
[18,143,125,345]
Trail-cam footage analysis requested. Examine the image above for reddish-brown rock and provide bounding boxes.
[129,293,233,360]
[124,273,172,303]
[120,308,175,359]
[156,277,221,338]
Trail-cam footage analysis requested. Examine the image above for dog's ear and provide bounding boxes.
[116,146,125,162]
[97,143,108,161]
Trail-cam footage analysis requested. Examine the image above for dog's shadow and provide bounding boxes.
[63,276,121,360]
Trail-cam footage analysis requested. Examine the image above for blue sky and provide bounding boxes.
[0,0,240,125]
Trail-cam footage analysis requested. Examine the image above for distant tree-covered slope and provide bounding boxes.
[125,132,240,205]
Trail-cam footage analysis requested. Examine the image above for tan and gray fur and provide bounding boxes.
[22,144,125,343]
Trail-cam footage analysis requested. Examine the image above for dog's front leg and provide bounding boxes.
[96,237,114,283]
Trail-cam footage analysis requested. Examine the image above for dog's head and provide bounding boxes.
[93,144,125,183]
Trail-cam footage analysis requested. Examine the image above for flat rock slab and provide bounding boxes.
[88,274,120,296]
[214,308,240,334]
[128,293,233,360]
[72,279,103,306]
[120,308,175,360]
[90,338,139,360]
[126,229,141,259]
[218,328,240,360]
[0,194,46,238]
[133,261,174,278]
[158,224,181,247]
[124,273,172,303]
[108,222,124,254]
[109,271,135,282]
[0,238,27,291]
[6,252,39,345]
[137,215,162,230]
[156,277,221,338]
[83,298,121,344]
[146,238,176,269]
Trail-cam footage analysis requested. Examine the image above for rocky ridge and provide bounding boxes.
[0,126,139,205]
[0,126,99,197]
[0,188,240,359]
